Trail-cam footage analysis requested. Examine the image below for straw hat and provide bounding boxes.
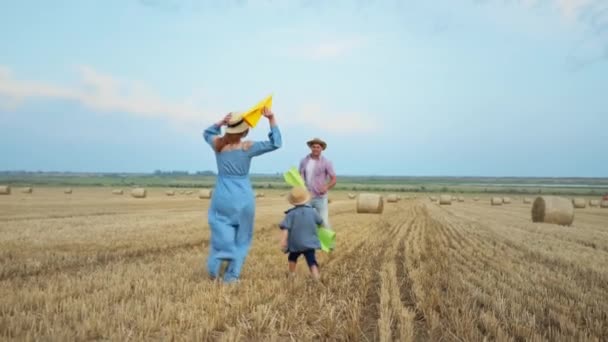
[225,112,250,134]
[307,137,327,150]
[288,186,311,206]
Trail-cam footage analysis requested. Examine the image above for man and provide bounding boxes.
[299,138,337,228]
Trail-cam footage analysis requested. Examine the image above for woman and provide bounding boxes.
[203,107,281,283]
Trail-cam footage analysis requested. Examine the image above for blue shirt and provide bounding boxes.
[279,205,323,252]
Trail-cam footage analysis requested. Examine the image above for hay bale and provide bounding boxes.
[457,196,465,202]
[348,193,356,199]
[601,200,608,208]
[430,196,437,202]
[21,187,33,194]
[451,196,457,201]
[589,199,599,207]
[64,188,72,194]
[491,197,502,206]
[186,191,194,195]
[523,198,532,204]
[531,196,574,226]
[356,193,384,214]
[131,188,147,199]
[112,189,124,195]
[166,190,176,196]
[439,195,452,205]
[503,197,512,204]
[280,192,286,197]
[387,194,399,203]
[256,192,265,198]
[179,190,185,195]
[0,185,11,195]
[199,189,213,199]
[473,197,479,201]
[572,198,586,209]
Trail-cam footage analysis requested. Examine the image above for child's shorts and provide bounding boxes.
[288,249,318,267]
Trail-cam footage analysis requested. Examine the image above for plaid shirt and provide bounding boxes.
[299,155,336,198]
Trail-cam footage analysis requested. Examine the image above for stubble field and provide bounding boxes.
[1,187,607,341]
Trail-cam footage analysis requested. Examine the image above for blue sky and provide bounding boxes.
[0,0,606,177]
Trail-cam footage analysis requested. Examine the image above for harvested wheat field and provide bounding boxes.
[1,188,607,341]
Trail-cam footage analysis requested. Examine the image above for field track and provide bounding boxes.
[1,188,607,341]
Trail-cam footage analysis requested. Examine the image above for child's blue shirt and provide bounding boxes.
[280,204,323,252]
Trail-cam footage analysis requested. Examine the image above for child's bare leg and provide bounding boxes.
[288,261,297,274]
[309,265,320,279]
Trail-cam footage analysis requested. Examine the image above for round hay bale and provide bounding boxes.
[356,193,384,214]
[439,195,452,205]
[491,197,503,206]
[451,196,457,201]
[179,190,185,195]
[600,200,608,208]
[199,189,213,199]
[280,192,286,197]
[429,196,437,202]
[387,194,399,203]
[589,199,599,207]
[503,197,512,204]
[21,187,33,194]
[457,196,465,202]
[186,191,194,195]
[165,190,175,196]
[0,185,11,195]
[572,198,586,209]
[531,196,574,226]
[256,192,265,198]
[473,197,479,201]
[348,193,356,199]
[112,189,124,195]
[523,198,532,204]
[64,188,72,194]
[131,188,147,199]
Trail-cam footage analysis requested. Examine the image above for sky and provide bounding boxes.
[0,0,607,177]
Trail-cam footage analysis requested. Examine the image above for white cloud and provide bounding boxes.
[283,37,366,61]
[0,65,216,125]
[0,65,376,134]
[289,104,379,134]
[555,0,595,21]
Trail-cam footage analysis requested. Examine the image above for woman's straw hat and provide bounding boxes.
[307,138,327,150]
[288,186,311,206]
[225,112,250,134]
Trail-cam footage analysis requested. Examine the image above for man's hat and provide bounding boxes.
[306,137,327,150]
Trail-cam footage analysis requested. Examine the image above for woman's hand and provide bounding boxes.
[217,113,232,126]
[262,107,274,119]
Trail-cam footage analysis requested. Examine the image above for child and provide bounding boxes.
[279,186,324,279]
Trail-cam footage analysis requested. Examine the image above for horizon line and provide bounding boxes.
[1,170,607,180]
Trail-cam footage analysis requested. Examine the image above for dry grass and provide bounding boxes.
[1,188,607,341]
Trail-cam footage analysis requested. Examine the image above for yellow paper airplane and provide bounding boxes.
[242,94,273,128]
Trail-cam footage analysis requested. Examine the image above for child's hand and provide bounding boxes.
[280,239,288,252]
